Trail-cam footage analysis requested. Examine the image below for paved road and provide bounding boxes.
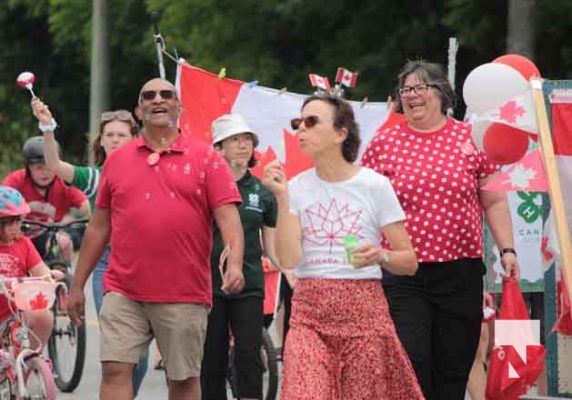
[55,274,282,399]
[57,274,166,400]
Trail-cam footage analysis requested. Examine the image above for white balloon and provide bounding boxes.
[463,63,529,114]
[470,119,490,150]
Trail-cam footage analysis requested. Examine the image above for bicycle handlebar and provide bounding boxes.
[0,274,60,292]
[21,219,89,233]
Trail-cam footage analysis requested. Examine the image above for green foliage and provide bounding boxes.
[1,0,572,178]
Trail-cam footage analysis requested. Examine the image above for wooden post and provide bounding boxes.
[531,78,572,301]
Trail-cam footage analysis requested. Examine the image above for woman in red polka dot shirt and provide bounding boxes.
[361,60,521,400]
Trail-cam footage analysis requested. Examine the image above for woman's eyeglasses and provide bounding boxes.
[139,90,177,101]
[398,83,439,97]
[101,110,134,123]
[290,115,321,130]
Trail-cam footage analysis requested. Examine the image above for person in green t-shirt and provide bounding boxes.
[30,98,149,395]
[201,114,278,400]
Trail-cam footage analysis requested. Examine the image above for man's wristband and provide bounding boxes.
[500,247,517,258]
[38,118,57,133]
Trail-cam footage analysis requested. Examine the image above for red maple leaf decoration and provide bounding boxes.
[541,236,554,262]
[498,100,526,124]
[251,146,278,179]
[303,198,363,252]
[283,129,313,179]
[29,292,49,310]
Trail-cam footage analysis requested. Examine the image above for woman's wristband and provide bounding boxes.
[500,247,517,258]
[38,118,57,133]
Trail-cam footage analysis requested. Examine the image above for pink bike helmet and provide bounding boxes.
[0,186,31,217]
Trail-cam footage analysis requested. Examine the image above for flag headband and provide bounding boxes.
[308,67,359,98]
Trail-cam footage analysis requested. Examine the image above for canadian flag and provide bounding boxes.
[175,60,390,178]
[335,67,359,88]
[483,149,548,192]
[471,89,538,150]
[308,73,331,90]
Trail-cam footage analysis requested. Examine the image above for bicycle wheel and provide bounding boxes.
[229,329,279,400]
[47,271,86,392]
[19,356,57,400]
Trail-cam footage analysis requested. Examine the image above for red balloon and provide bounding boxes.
[493,54,541,81]
[483,123,529,165]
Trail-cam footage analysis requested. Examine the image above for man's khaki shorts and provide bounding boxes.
[99,291,209,380]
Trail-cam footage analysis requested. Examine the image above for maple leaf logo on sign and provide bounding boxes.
[303,199,362,252]
[498,100,527,124]
[541,236,554,263]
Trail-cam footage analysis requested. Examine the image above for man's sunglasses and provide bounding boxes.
[290,115,321,130]
[101,110,135,124]
[139,90,177,101]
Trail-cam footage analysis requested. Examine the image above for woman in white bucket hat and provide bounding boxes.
[201,114,278,400]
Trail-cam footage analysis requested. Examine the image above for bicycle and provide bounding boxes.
[21,219,88,393]
[0,275,59,400]
[226,327,279,400]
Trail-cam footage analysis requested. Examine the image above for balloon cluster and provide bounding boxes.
[463,55,541,165]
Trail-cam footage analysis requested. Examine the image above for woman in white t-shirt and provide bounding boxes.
[263,93,424,400]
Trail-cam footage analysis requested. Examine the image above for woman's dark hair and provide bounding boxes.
[302,94,361,162]
[395,60,456,114]
[92,110,138,166]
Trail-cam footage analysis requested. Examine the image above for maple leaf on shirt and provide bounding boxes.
[498,100,526,124]
[503,164,537,189]
[303,198,363,252]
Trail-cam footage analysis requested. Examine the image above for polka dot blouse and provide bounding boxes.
[361,118,499,263]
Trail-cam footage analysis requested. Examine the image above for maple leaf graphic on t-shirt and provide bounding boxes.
[303,198,362,252]
[498,100,526,124]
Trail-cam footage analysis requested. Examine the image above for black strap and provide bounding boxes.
[500,247,517,257]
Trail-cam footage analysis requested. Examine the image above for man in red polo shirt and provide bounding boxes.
[2,136,90,262]
[67,78,245,400]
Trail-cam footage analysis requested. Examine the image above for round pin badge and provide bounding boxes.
[147,152,160,166]
[460,140,475,155]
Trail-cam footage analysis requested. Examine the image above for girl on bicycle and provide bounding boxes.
[0,185,64,350]
[29,98,149,394]
[263,93,424,399]
[201,114,278,400]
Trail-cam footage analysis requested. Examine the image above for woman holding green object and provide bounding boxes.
[30,97,149,395]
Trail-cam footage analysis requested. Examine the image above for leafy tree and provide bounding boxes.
[1,0,571,178]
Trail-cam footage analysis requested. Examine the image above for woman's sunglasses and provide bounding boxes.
[139,90,177,101]
[290,115,320,130]
[101,110,134,123]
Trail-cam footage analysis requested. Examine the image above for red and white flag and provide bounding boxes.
[544,95,572,334]
[471,89,538,150]
[335,67,359,88]
[551,96,572,231]
[175,60,389,179]
[483,149,548,192]
[308,73,331,90]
